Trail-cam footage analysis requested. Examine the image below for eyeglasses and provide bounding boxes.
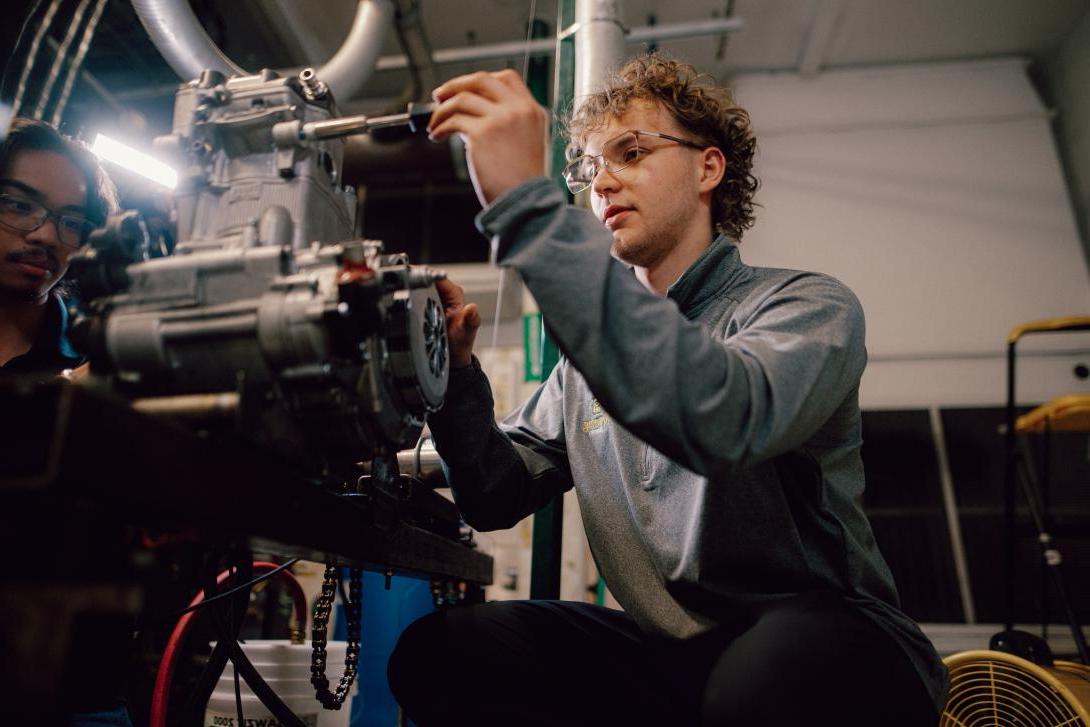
[562,129,706,194]
[0,191,96,249]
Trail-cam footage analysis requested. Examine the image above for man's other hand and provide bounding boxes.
[58,363,90,382]
[436,278,481,369]
[428,69,548,207]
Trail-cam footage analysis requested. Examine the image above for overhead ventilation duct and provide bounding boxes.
[130,0,244,80]
[131,0,394,102]
[391,0,437,104]
[316,0,395,102]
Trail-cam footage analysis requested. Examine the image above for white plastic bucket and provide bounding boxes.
[204,640,352,727]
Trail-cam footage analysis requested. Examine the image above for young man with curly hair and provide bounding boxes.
[389,54,946,726]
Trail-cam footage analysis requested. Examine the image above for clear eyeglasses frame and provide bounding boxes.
[0,190,96,249]
[562,129,706,194]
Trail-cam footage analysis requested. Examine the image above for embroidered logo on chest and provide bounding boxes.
[581,397,609,433]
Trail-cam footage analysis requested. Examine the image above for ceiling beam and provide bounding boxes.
[797,0,848,77]
[374,16,744,71]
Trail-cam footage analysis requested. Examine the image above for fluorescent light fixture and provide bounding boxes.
[91,133,178,189]
[0,103,12,143]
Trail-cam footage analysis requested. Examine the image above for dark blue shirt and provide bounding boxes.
[3,293,127,727]
[1,293,83,377]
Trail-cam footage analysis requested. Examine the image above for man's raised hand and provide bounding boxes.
[428,69,548,207]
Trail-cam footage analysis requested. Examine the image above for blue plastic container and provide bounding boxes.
[333,570,434,727]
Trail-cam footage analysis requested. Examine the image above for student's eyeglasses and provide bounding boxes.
[562,130,706,194]
[0,191,96,249]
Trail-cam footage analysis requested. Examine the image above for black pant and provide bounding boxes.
[388,592,940,726]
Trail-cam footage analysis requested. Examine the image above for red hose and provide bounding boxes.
[149,561,308,727]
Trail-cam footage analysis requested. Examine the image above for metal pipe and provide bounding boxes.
[122,12,743,96]
[929,407,976,624]
[628,17,744,44]
[130,0,245,81]
[372,17,744,72]
[274,102,434,146]
[574,0,626,100]
[396,438,446,487]
[50,0,108,125]
[317,0,395,102]
[391,0,438,103]
[33,0,94,120]
[11,0,64,118]
[131,0,393,102]
[299,114,374,141]
[377,36,555,71]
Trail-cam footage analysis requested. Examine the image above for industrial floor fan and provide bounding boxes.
[941,650,1090,725]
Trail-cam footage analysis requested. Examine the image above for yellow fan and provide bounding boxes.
[942,650,1090,726]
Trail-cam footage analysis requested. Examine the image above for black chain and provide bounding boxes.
[310,565,362,710]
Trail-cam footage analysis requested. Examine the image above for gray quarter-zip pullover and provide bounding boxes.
[428,177,947,709]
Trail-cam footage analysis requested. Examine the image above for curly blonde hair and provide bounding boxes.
[566,53,759,241]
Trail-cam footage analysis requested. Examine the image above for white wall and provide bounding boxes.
[733,59,1090,409]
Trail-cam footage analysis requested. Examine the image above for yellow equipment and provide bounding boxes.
[942,650,1090,726]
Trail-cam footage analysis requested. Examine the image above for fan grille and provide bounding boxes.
[942,651,1090,726]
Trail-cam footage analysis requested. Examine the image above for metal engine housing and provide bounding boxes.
[72,69,449,467]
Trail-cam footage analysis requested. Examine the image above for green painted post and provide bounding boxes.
[529,0,574,602]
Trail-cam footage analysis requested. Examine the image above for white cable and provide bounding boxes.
[11,0,63,118]
[521,0,539,80]
[50,0,107,126]
[489,267,506,351]
[33,0,93,120]
[488,0,538,354]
